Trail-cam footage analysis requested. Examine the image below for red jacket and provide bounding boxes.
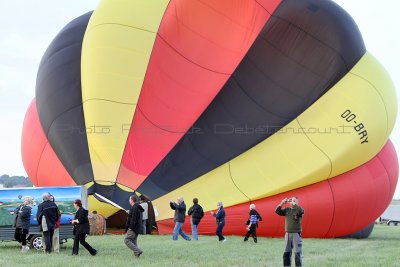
[55,209,61,228]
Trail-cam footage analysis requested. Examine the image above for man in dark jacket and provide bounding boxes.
[37,192,59,253]
[188,198,204,240]
[124,195,144,257]
[170,197,191,241]
[275,196,304,267]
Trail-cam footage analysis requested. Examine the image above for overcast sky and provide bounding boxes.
[0,0,399,198]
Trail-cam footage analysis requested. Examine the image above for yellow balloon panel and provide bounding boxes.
[83,100,133,182]
[88,195,120,218]
[229,119,331,199]
[81,0,168,183]
[88,0,169,33]
[82,25,156,103]
[349,52,397,137]
[152,164,248,221]
[298,52,395,177]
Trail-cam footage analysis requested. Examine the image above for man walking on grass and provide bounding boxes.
[124,195,144,258]
[275,196,304,267]
[170,197,191,241]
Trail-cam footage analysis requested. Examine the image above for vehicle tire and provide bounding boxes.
[387,221,396,226]
[29,234,44,250]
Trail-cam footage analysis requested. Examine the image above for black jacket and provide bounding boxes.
[170,201,186,223]
[37,200,59,231]
[188,204,204,225]
[73,207,90,235]
[126,203,144,234]
[14,205,32,230]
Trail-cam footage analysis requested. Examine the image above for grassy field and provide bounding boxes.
[0,224,399,267]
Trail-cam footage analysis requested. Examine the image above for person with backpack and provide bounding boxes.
[244,203,262,243]
[187,198,204,240]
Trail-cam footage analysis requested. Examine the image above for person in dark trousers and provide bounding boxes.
[187,198,204,240]
[43,195,61,253]
[211,201,226,242]
[71,199,97,256]
[139,195,149,234]
[37,192,59,253]
[124,194,144,257]
[14,196,33,253]
[170,197,191,241]
[275,196,304,267]
[244,203,262,243]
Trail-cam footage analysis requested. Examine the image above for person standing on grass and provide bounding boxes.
[71,199,97,256]
[124,195,144,258]
[170,197,191,241]
[275,196,304,267]
[244,203,262,243]
[37,192,59,253]
[188,198,204,240]
[14,196,33,253]
[42,195,61,253]
[139,195,149,234]
[211,201,226,242]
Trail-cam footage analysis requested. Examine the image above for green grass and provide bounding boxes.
[0,224,399,267]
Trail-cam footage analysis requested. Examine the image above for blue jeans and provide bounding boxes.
[172,222,191,241]
[191,218,198,240]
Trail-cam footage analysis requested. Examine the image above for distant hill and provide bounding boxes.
[0,174,33,188]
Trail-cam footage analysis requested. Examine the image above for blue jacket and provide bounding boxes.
[213,207,225,224]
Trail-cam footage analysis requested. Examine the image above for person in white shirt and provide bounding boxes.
[139,195,149,234]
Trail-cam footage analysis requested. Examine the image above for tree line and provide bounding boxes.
[0,174,33,188]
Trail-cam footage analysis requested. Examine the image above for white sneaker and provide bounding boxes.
[21,246,30,253]
[222,238,227,243]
